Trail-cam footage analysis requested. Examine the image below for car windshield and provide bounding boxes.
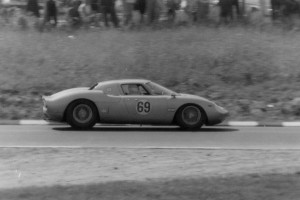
[145,82,176,95]
[89,83,98,90]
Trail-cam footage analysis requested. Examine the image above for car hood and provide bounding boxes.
[49,87,90,99]
[178,93,212,103]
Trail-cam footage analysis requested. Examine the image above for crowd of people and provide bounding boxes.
[24,0,185,29]
[3,0,286,30]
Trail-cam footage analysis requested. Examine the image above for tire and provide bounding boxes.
[66,99,98,129]
[176,105,205,130]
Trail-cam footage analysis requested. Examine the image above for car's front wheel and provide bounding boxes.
[66,99,98,129]
[176,105,206,130]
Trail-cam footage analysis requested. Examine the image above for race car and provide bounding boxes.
[42,79,228,129]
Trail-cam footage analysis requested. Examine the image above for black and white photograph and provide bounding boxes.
[0,0,300,199]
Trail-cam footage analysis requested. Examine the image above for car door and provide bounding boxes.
[95,84,128,123]
[124,95,172,124]
[121,84,173,124]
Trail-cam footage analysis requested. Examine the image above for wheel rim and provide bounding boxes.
[73,104,93,124]
[181,106,201,126]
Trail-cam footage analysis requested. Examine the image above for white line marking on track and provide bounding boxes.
[0,146,84,148]
[19,120,50,125]
[282,122,300,127]
[1,146,300,150]
[4,120,300,127]
[227,121,259,126]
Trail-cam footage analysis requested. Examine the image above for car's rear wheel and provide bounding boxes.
[66,99,98,129]
[176,105,205,130]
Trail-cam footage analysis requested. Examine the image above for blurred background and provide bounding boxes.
[1,0,300,122]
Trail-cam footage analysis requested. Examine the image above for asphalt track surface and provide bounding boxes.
[0,125,300,149]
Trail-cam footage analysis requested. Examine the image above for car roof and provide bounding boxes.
[99,79,151,85]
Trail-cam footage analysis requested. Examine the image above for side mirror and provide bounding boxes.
[171,93,176,99]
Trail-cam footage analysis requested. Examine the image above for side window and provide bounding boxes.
[121,85,130,95]
[121,84,150,95]
[138,85,149,95]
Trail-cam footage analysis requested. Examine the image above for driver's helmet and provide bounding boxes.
[128,85,140,95]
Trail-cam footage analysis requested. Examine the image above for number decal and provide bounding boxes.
[137,102,144,113]
[136,100,151,115]
[144,102,150,113]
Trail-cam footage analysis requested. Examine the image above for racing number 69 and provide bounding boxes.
[137,101,150,114]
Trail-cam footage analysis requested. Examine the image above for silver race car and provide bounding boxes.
[43,79,228,129]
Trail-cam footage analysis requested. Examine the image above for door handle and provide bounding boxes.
[134,99,138,101]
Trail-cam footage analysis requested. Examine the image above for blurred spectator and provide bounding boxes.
[68,0,81,28]
[166,0,180,21]
[17,8,29,30]
[1,7,15,24]
[27,0,40,17]
[192,0,209,22]
[146,0,162,24]
[122,0,135,26]
[89,0,101,26]
[100,0,119,27]
[44,0,58,26]
[90,0,99,12]
[219,0,240,23]
[134,0,146,23]
[78,0,92,27]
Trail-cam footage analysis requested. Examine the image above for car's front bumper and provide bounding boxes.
[206,105,229,125]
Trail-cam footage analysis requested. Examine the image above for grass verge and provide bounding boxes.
[1,26,300,120]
